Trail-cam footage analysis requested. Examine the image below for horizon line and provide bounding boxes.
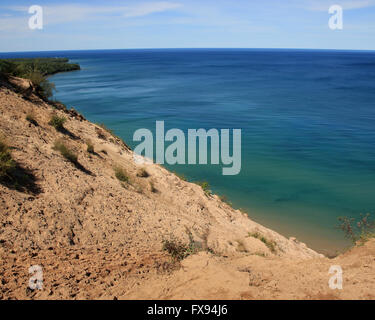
[1,47,375,54]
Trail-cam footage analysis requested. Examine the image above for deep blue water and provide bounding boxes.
[2,49,375,252]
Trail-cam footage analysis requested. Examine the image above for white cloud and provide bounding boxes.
[4,2,182,26]
[305,0,375,11]
[0,16,29,32]
[123,2,182,18]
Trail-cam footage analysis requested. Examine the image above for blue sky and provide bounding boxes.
[0,0,374,52]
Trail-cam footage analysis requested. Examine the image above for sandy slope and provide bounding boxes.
[0,77,374,300]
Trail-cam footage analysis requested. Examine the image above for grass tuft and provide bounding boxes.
[162,238,197,262]
[53,140,78,164]
[162,228,202,262]
[0,136,16,181]
[114,166,129,183]
[86,140,94,154]
[248,232,277,253]
[196,181,211,196]
[49,114,66,132]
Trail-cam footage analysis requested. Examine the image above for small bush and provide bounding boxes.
[0,60,17,75]
[39,79,56,100]
[53,140,78,164]
[162,238,197,262]
[248,232,277,253]
[137,168,149,178]
[162,229,201,262]
[49,114,66,132]
[0,137,16,181]
[27,71,56,100]
[86,140,94,154]
[196,181,211,195]
[0,58,78,100]
[338,214,375,245]
[114,166,129,183]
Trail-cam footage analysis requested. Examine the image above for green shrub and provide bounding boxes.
[27,70,44,86]
[53,140,78,164]
[0,58,78,100]
[248,232,277,253]
[0,58,80,77]
[39,78,56,99]
[162,239,197,262]
[86,140,94,154]
[162,229,201,261]
[27,71,56,100]
[49,114,66,131]
[0,60,17,75]
[114,166,129,183]
[0,137,16,181]
[338,214,375,245]
[196,181,211,195]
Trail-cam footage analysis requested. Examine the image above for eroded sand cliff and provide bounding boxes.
[1,77,374,300]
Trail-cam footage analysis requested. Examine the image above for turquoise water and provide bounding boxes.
[2,49,375,252]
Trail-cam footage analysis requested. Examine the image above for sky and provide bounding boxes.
[0,0,374,52]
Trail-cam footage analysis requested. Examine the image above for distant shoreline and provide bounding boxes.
[0,57,80,78]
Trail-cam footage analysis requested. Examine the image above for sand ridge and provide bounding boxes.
[0,77,374,300]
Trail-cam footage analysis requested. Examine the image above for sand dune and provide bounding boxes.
[0,77,374,300]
